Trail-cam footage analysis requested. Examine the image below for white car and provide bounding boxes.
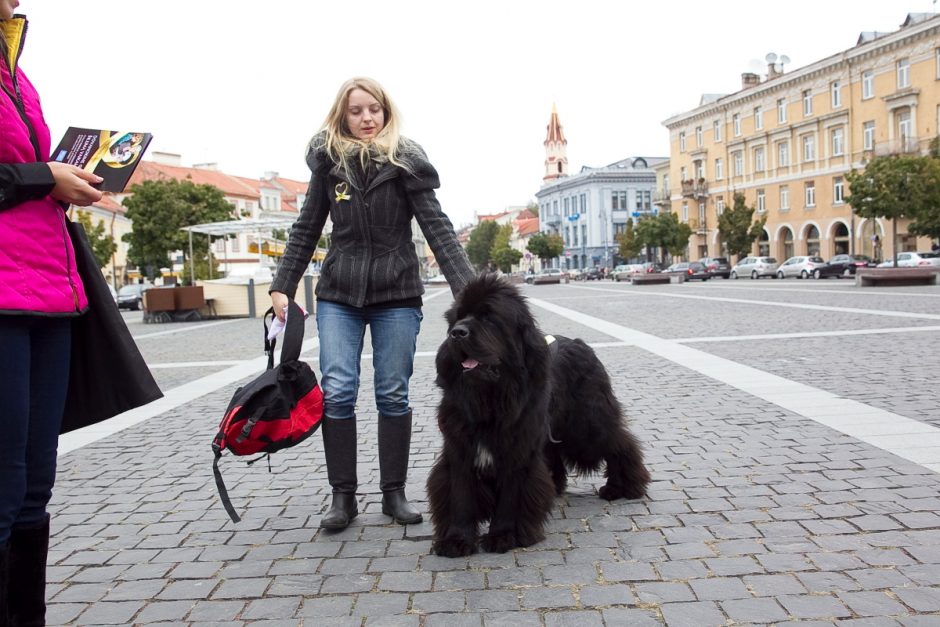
[776,255,827,279]
[611,264,645,282]
[526,268,564,285]
[876,252,940,268]
[730,256,779,279]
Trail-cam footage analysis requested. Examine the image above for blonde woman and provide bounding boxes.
[271,77,474,530]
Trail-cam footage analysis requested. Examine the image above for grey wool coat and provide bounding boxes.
[271,133,475,307]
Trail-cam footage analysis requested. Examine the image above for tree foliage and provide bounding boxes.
[74,209,117,269]
[490,224,522,273]
[526,231,564,262]
[718,192,767,259]
[122,179,235,281]
[617,218,642,261]
[465,220,500,270]
[635,212,693,263]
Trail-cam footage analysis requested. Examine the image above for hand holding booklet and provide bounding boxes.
[52,127,153,193]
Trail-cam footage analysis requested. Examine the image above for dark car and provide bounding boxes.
[814,254,876,279]
[116,284,149,310]
[698,256,731,279]
[583,267,602,281]
[664,261,710,281]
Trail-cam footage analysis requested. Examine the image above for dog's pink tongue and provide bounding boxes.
[461,358,479,370]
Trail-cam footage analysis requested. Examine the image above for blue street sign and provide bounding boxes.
[567,213,580,221]
[631,212,641,218]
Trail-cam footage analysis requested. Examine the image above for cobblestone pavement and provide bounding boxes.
[48,280,940,625]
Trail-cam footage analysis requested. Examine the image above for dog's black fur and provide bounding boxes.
[427,274,650,557]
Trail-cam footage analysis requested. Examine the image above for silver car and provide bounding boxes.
[776,255,827,279]
[730,256,779,279]
[876,251,940,268]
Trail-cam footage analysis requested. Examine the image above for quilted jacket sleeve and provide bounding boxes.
[401,143,476,297]
[0,162,55,211]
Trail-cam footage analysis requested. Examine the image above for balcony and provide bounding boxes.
[542,214,561,226]
[874,136,921,157]
[681,178,709,199]
[688,218,708,235]
[652,190,671,206]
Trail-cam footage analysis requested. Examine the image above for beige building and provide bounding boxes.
[663,13,940,262]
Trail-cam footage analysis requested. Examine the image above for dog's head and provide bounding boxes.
[436,273,548,386]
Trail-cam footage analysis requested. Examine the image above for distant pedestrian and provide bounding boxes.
[932,241,939,253]
[270,77,474,530]
[1,2,105,624]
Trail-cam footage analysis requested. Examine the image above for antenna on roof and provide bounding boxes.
[765,52,789,78]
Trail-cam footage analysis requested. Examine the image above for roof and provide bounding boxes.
[180,216,298,236]
[90,193,125,213]
[515,217,540,237]
[544,104,567,145]
[129,161,259,198]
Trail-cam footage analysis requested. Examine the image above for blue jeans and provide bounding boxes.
[0,316,71,545]
[316,301,422,420]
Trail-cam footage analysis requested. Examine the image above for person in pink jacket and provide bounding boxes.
[1,2,104,623]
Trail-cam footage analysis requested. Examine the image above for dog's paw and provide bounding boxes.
[432,536,477,557]
[480,531,519,554]
[598,483,646,501]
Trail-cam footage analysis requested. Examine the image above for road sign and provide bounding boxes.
[567,213,580,221]
[565,251,571,257]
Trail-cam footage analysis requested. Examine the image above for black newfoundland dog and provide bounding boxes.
[428,274,650,556]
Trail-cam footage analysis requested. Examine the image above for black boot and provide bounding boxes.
[0,541,9,627]
[320,418,358,530]
[8,515,49,627]
[379,412,423,525]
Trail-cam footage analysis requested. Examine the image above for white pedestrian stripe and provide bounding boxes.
[527,296,940,475]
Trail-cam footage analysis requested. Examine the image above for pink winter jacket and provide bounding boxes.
[0,15,87,315]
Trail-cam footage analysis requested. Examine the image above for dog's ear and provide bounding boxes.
[519,315,550,380]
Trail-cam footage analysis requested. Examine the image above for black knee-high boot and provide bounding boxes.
[320,418,358,530]
[8,515,49,626]
[379,411,423,524]
[0,541,9,627]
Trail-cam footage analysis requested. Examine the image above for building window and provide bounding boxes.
[563,197,569,216]
[231,235,240,253]
[679,131,686,152]
[833,176,845,204]
[863,121,875,150]
[830,81,842,108]
[779,185,790,211]
[897,58,910,89]
[580,194,586,212]
[733,113,741,136]
[695,126,703,146]
[802,134,815,162]
[698,202,706,225]
[695,160,705,179]
[898,109,913,142]
[777,98,787,123]
[802,89,813,116]
[754,147,765,172]
[936,47,940,79]
[715,158,724,180]
[215,239,225,253]
[681,201,689,222]
[552,200,558,215]
[570,226,576,246]
[804,181,816,208]
[862,70,874,99]
[733,151,743,176]
[713,119,722,142]
[756,189,766,213]
[680,166,687,181]
[716,196,725,216]
[777,141,790,167]
[754,106,763,130]
[831,127,844,156]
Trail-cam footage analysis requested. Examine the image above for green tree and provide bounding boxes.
[526,231,564,263]
[847,155,940,267]
[465,220,500,270]
[718,192,767,260]
[74,209,117,269]
[490,224,522,272]
[616,218,642,261]
[122,179,235,282]
[526,200,539,217]
[635,212,693,264]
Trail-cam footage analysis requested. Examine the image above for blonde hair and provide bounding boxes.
[317,77,414,174]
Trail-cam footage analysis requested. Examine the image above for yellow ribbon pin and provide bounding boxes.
[334,182,351,202]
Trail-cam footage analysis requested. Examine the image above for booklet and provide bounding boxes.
[51,127,153,193]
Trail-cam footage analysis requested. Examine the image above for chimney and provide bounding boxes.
[193,162,219,171]
[767,63,782,80]
[741,72,761,89]
[151,151,182,166]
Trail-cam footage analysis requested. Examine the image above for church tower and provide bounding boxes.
[543,103,568,183]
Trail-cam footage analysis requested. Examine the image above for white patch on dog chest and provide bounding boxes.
[474,443,495,471]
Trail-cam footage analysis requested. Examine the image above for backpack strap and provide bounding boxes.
[263,307,276,370]
[212,451,242,524]
[279,299,306,364]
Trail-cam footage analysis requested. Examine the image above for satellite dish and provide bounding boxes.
[765,52,778,63]
[779,55,791,65]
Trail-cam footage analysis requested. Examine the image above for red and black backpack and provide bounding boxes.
[212,300,323,522]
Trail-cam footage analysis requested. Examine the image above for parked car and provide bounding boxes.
[526,268,564,285]
[698,256,731,279]
[565,268,583,281]
[730,256,779,279]
[108,284,118,303]
[582,267,603,281]
[776,255,827,279]
[116,283,150,310]
[612,264,644,282]
[663,261,710,281]
[876,251,940,268]
[814,254,876,278]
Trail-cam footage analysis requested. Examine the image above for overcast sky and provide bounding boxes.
[20,1,930,227]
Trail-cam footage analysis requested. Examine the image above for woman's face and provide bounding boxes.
[345,88,385,140]
[0,0,20,20]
